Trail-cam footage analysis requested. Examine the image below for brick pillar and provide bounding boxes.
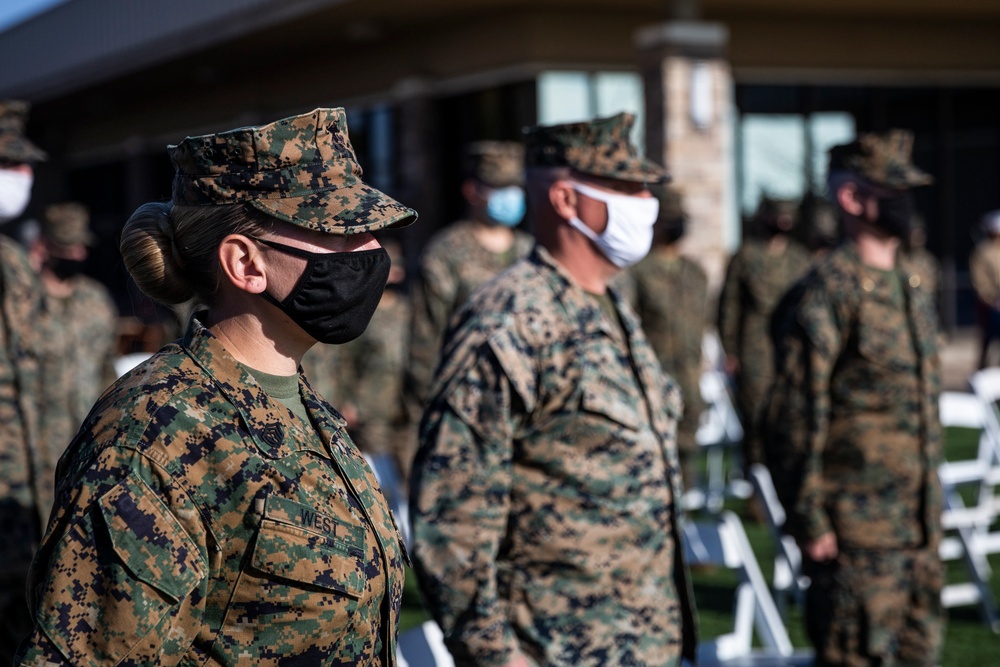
[636,21,735,291]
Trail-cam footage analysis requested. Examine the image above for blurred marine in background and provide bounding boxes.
[762,130,943,667]
[717,196,811,472]
[407,141,532,406]
[626,184,708,489]
[28,202,119,439]
[0,100,51,663]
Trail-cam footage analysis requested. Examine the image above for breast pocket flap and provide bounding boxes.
[255,495,368,598]
[98,477,205,603]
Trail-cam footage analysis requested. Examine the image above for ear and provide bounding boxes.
[461,179,486,207]
[218,234,267,294]
[549,180,578,222]
[836,181,865,218]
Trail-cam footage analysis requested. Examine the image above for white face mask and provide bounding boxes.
[566,181,659,268]
[0,169,33,223]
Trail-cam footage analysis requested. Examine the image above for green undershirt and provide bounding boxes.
[241,363,311,426]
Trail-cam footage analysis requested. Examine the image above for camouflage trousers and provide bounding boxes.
[676,403,700,491]
[735,368,771,472]
[804,547,944,667]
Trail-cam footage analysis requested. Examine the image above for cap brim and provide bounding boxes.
[575,156,670,184]
[248,181,418,234]
[0,136,48,163]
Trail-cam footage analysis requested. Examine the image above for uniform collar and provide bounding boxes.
[528,244,641,342]
[181,314,344,459]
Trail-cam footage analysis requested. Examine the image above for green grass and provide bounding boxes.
[399,425,1000,664]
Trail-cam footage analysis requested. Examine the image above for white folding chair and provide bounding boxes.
[397,621,455,667]
[682,511,814,666]
[114,351,153,378]
[961,374,1000,563]
[364,452,412,550]
[694,334,750,512]
[747,464,810,620]
[937,390,1000,631]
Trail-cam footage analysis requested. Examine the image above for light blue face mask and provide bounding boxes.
[486,186,526,227]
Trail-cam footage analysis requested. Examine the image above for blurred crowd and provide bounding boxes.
[0,93,992,667]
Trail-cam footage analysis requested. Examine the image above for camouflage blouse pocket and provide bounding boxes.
[37,477,205,664]
[856,301,918,372]
[579,374,643,432]
[249,515,367,598]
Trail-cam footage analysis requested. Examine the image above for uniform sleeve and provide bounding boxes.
[16,471,207,667]
[407,252,459,406]
[762,283,844,545]
[716,251,744,359]
[409,341,524,667]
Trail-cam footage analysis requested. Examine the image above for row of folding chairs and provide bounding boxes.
[937,370,1000,631]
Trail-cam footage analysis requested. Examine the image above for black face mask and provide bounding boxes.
[872,192,914,239]
[657,216,687,246]
[254,237,390,345]
[48,257,86,280]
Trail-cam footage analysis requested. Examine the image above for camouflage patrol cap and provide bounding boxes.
[464,141,524,187]
[828,129,933,189]
[523,112,669,184]
[169,108,417,234]
[43,202,94,246]
[0,100,48,164]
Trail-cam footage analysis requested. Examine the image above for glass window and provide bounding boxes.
[739,114,806,214]
[538,70,645,155]
[738,112,855,214]
[810,112,856,195]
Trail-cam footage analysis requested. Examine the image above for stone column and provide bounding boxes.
[636,21,735,290]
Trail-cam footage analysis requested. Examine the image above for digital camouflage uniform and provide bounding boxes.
[717,235,810,466]
[761,131,942,667]
[407,141,533,405]
[899,247,939,298]
[410,114,696,667]
[16,108,418,666]
[629,250,708,488]
[301,340,350,409]
[0,100,51,661]
[16,318,407,666]
[36,202,120,436]
[412,247,695,667]
[38,277,119,464]
[0,238,49,653]
[343,290,415,476]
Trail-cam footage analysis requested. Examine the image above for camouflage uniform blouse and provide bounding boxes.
[17,317,406,667]
[0,237,48,574]
[410,246,696,667]
[45,276,120,430]
[762,243,942,550]
[717,238,811,463]
[407,220,533,404]
[629,251,709,456]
